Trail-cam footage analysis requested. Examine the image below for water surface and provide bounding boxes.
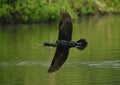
[0,15,120,85]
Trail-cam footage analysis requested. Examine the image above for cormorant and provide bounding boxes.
[44,10,88,73]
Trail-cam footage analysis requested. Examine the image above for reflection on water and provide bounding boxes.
[0,15,120,85]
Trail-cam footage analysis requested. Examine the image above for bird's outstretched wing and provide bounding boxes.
[48,11,73,73]
[48,46,70,73]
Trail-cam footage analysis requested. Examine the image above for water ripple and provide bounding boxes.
[0,60,120,68]
[65,60,120,69]
[0,61,50,67]
[82,60,120,68]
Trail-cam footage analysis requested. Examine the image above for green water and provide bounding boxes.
[0,15,120,85]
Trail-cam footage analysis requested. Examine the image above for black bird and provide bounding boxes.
[44,11,88,73]
[48,11,72,73]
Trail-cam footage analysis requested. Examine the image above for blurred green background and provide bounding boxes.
[0,0,120,85]
[1,0,120,23]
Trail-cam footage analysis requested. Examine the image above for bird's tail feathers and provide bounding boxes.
[76,39,88,50]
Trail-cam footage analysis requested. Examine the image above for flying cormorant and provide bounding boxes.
[44,10,88,73]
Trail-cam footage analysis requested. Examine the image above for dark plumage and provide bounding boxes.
[48,11,73,73]
[43,10,88,73]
